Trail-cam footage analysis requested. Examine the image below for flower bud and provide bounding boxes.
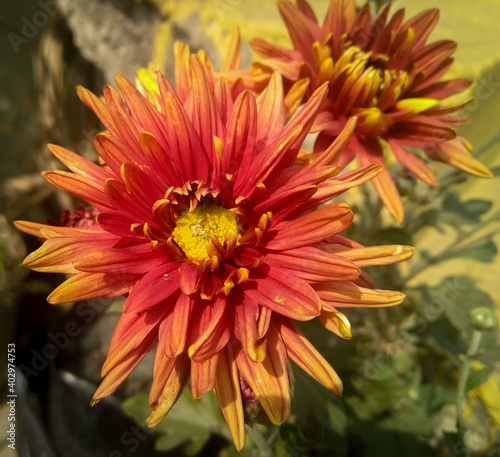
[469,307,498,331]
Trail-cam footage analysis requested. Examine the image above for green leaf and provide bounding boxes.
[440,192,492,226]
[419,384,455,415]
[489,165,500,177]
[371,227,413,246]
[466,366,494,392]
[448,239,498,262]
[424,276,494,331]
[347,371,410,419]
[379,403,434,438]
[122,390,227,455]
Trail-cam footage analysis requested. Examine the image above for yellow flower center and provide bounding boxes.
[172,203,239,262]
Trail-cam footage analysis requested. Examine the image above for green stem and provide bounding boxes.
[473,127,500,158]
[455,329,483,436]
[246,424,272,456]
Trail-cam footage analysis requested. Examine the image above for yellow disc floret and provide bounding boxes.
[172,203,239,262]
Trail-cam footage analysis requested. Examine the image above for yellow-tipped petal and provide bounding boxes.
[214,347,246,451]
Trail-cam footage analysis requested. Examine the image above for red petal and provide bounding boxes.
[265,246,359,282]
[179,262,203,295]
[242,264,321,321]
[102,305,166,376]
[222,90,257,176]
[187,55,224,165]
[255,72,286,146]
[188,295,230,361]
[75,243,165,274]
[266,203,353,251]
[123,262,181,313]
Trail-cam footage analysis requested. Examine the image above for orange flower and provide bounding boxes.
[16,56,414,449]
[249,0,492,222]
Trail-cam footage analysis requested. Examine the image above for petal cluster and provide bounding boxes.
[16,51,414,449]
[248,0,492,222]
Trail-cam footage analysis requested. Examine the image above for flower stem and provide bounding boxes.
[473,127,500,158]
[246,424,272,456]
[455,329,483,436]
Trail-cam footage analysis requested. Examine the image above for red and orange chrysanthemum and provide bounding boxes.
[248,0,492,222]
[16,55,414,449]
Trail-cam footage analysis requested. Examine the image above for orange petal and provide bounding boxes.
[219,28,241,73]
[43,171,111,211]
[316,282,406,308]
[76,85,117,135]
[319,309,352,339]
[149,350,177,407]
[389,139,437,185]
[284,77,309,121]
[358,138,404,223]
[255,72,286,144]
[163,293,194,358]
[333,244,415,267]
[48,144,110,184]
[277,0,322,62]
[311,164,381,206]
[235,325,291,425]
[425,136,492,178]
[190,352,220,399]
[48,271,132,304]
[138,131,183,185]
[234,292,267,363]
[21,230,116,273]
[147,355,190,427]
[103,178,152,223]
[214,346,245,451]
[278,317,343,395]
[311,116,358,169]
[92,336,156,404]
